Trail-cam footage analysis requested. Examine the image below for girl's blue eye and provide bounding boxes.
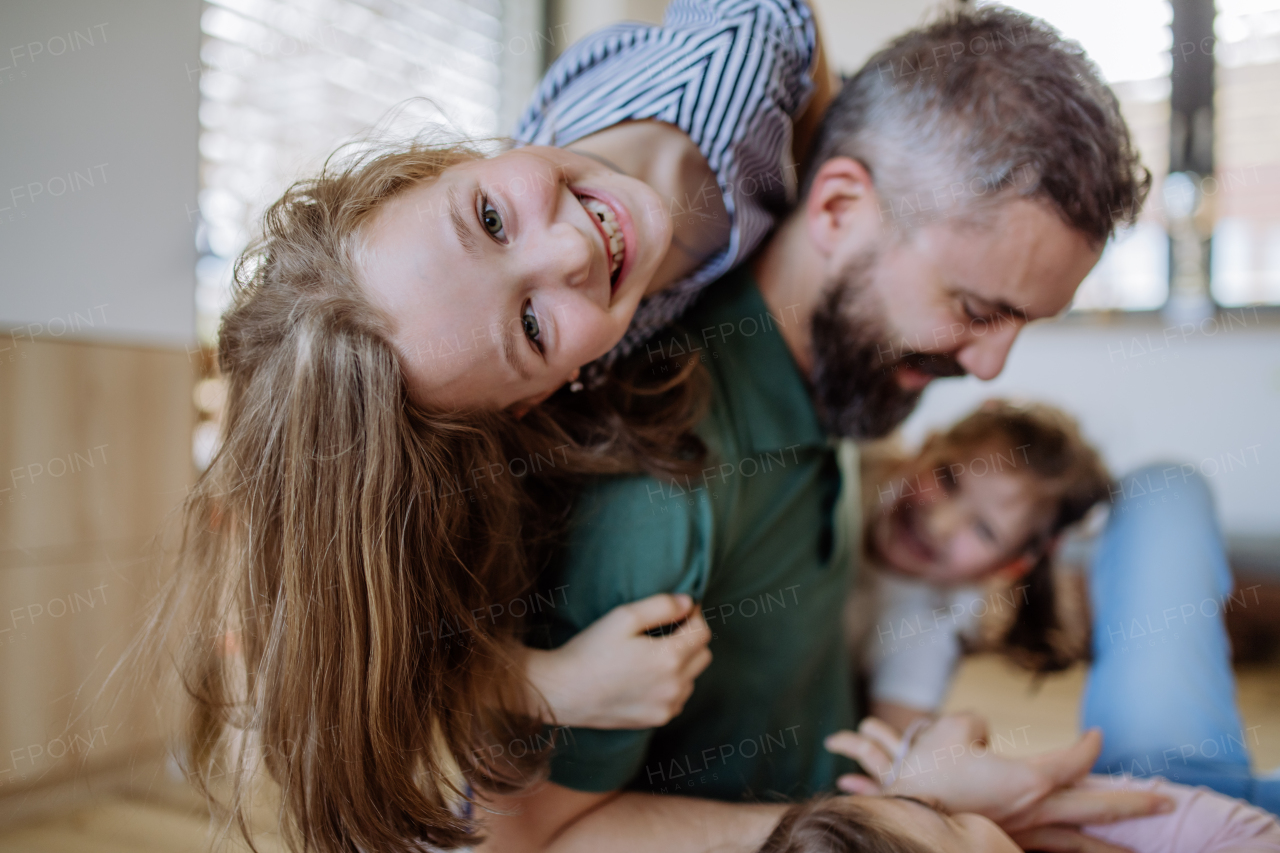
[975,520,997,544]
[522,301,541,349]
[481,198,505,239]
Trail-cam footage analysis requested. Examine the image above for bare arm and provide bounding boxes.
[477,782,787,853]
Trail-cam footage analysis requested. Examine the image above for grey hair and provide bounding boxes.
[803,5,1150,246]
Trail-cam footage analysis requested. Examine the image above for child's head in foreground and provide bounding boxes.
[760,795,1019,853]
[866,399,1113,670]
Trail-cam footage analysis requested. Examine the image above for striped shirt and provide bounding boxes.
[514,0,816,367]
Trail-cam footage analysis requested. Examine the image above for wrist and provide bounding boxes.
[523,647,566,725]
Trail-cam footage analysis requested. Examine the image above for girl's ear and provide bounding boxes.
[513,369,582,418]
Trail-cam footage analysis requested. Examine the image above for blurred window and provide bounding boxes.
[981,0,1280,310]
[1212,0,1280,306]
[982,0,1174,311]
[194,0,504,344]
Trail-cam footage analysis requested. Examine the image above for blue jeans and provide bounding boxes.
[1082,463,1279,813]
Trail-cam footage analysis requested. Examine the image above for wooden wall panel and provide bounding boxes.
[0,336,195,816]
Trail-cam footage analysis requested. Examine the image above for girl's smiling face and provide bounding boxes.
[357,145,672,411]
[871,448,1049,585]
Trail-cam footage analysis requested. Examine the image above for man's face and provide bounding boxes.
[805,160,1102,438]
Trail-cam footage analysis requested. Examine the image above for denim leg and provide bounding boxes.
[1081,463,1278,812]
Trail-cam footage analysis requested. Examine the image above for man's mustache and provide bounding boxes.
[898,350,967,378]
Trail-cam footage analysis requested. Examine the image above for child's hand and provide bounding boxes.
[526,594,712,729]
[827,713,1097,819]
[824,715,1172,841]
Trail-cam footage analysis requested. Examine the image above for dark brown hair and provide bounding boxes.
[162,138,707,853]
[918,400,1113,674]
[805,6,1151,246]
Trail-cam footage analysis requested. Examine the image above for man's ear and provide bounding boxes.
[805,156,878,256]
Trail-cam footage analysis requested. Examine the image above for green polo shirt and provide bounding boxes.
[538,266,859,802]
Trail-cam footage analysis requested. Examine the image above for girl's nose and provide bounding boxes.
[536,219,593,291]
[927,497,963,540]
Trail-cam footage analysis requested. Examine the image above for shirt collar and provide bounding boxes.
[684,265,826,455]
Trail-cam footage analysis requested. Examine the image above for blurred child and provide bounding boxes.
[848,400,1111,734]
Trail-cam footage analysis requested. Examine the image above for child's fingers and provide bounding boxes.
[672,606,711,647]
[615,593,695,635]
[856,717,904,757]
[1008,788,1175,831]
[1009,826,1138,853]
[836,773,881,795]
[679,646,713,681]
[824,731,893,781]
[1027,729,1104,789]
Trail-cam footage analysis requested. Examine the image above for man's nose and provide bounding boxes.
[955,322,1021,381]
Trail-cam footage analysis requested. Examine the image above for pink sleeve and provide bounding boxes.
[1079,775,1280,853]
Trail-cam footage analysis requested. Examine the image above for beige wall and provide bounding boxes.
[0,337,194,818]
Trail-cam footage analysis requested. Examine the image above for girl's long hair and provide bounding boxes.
[163,138,707,853]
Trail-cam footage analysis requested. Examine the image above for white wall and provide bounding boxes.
[0,0,201,349]
[807,0,950,75]
[900,311,1280,539]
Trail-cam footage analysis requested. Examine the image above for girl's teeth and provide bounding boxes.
[579,196,625,276]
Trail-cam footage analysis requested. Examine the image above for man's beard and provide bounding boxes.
[809,249,966,439]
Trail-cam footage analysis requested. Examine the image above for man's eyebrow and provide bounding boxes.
[447,185,481,258]
[965,291,1033,321]
[501,319,534,382]
[997,299,1031,320]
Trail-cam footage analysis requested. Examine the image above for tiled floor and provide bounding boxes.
[1,657,1277,851]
